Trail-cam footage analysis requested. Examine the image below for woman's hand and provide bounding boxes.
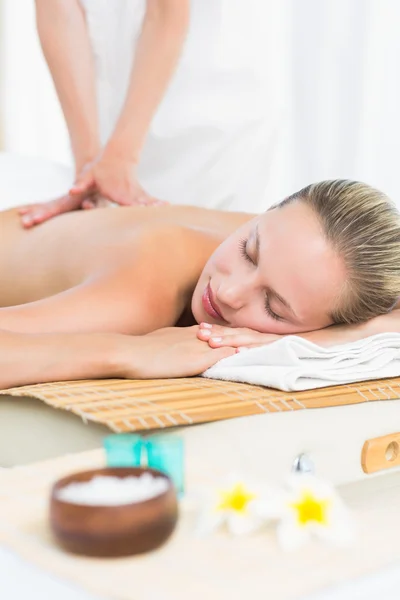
[300,314,396,347]
[18,154,167,228]
[119,326,236,379]
[197,323,282,350]
[197,312,400,352]
[69,151,167,209]
[19,192,84,228]
[18,160,98,228]
[196,313,400,351]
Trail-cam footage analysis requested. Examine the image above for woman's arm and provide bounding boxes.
[303,310,400,347]
[20,0,190,226]
[105,0,190,163]
[35,0,100,170]
[67,0,191,206]
[0,329,120,388]
[0,327,234,389]
[196,310,400,349]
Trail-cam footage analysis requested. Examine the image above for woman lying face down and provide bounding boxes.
[1,179,400,388]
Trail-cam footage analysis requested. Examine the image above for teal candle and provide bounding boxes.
[145,435,184,496]
[103,434,143,467]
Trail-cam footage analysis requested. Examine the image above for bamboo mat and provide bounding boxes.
[1,449,400,600]
[1,376,400,432]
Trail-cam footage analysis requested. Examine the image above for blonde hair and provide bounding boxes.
[279,179,400,324]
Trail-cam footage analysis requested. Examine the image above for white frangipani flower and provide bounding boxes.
[276,474,355,552]
[196,476,282,536]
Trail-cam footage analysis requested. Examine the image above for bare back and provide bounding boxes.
[0,204,252,334]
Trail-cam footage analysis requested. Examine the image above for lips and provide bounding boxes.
[202,283,224,321]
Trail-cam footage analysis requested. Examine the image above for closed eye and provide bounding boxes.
[265,296,283,321]
[239,238,283,321]
[238,237,255,264]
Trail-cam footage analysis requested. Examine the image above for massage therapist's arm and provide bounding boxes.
[35,0,100,171]
[23,0,190,226]
[66,0,191,208]
[0,328,234,389]
[105,0,190,163]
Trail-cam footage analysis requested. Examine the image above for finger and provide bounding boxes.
[197,323,217,340]
[18,204,44,223]
[95,196,114,208]
[107,192,138,207]
[206,334,263,349]
[67,187,98,208]
[113,193,158,207]
[199,323,239,336]
[20,206,62,228]
[20,194,82,228]
[69,175,95,196]
[17,205,34,215]
[210,333,277,349]
[82,199,96,210]
[197,328,212,341]
[134,193,160,206]
[82,196,112,209]
[20,211,42,228]
[197,323,239,341]
[86,194,115,209]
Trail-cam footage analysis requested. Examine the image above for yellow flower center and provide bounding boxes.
[216,483,256,513]
[290,491,331,526]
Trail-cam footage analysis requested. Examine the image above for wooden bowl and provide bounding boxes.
[49,467,179,557]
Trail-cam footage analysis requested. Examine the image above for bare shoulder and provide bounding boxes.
[121,222,218,290]
[97,222,218,332]
[0,222,216,336]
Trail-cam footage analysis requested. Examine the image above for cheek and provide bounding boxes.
[212,246,232,273]
[241,316,327,335]
[232,307,305,335]
[230,305,277,333]
[212,234,245,274]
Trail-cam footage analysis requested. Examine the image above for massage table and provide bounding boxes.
[1,376,400,489]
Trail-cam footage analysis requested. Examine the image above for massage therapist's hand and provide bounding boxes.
[119,326,236,379]
[18,159,100,228]
[69,150,168,210]
[197,323,282,350]
[18,187,85,229]
[19,153,168,228]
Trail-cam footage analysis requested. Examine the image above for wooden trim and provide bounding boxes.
[361,432,400,474]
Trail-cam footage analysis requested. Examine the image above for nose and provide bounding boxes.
[216,280,247,310]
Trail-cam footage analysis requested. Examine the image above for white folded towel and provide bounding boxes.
[202,333,400,391]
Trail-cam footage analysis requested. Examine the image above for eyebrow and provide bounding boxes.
[254,224,299,321]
